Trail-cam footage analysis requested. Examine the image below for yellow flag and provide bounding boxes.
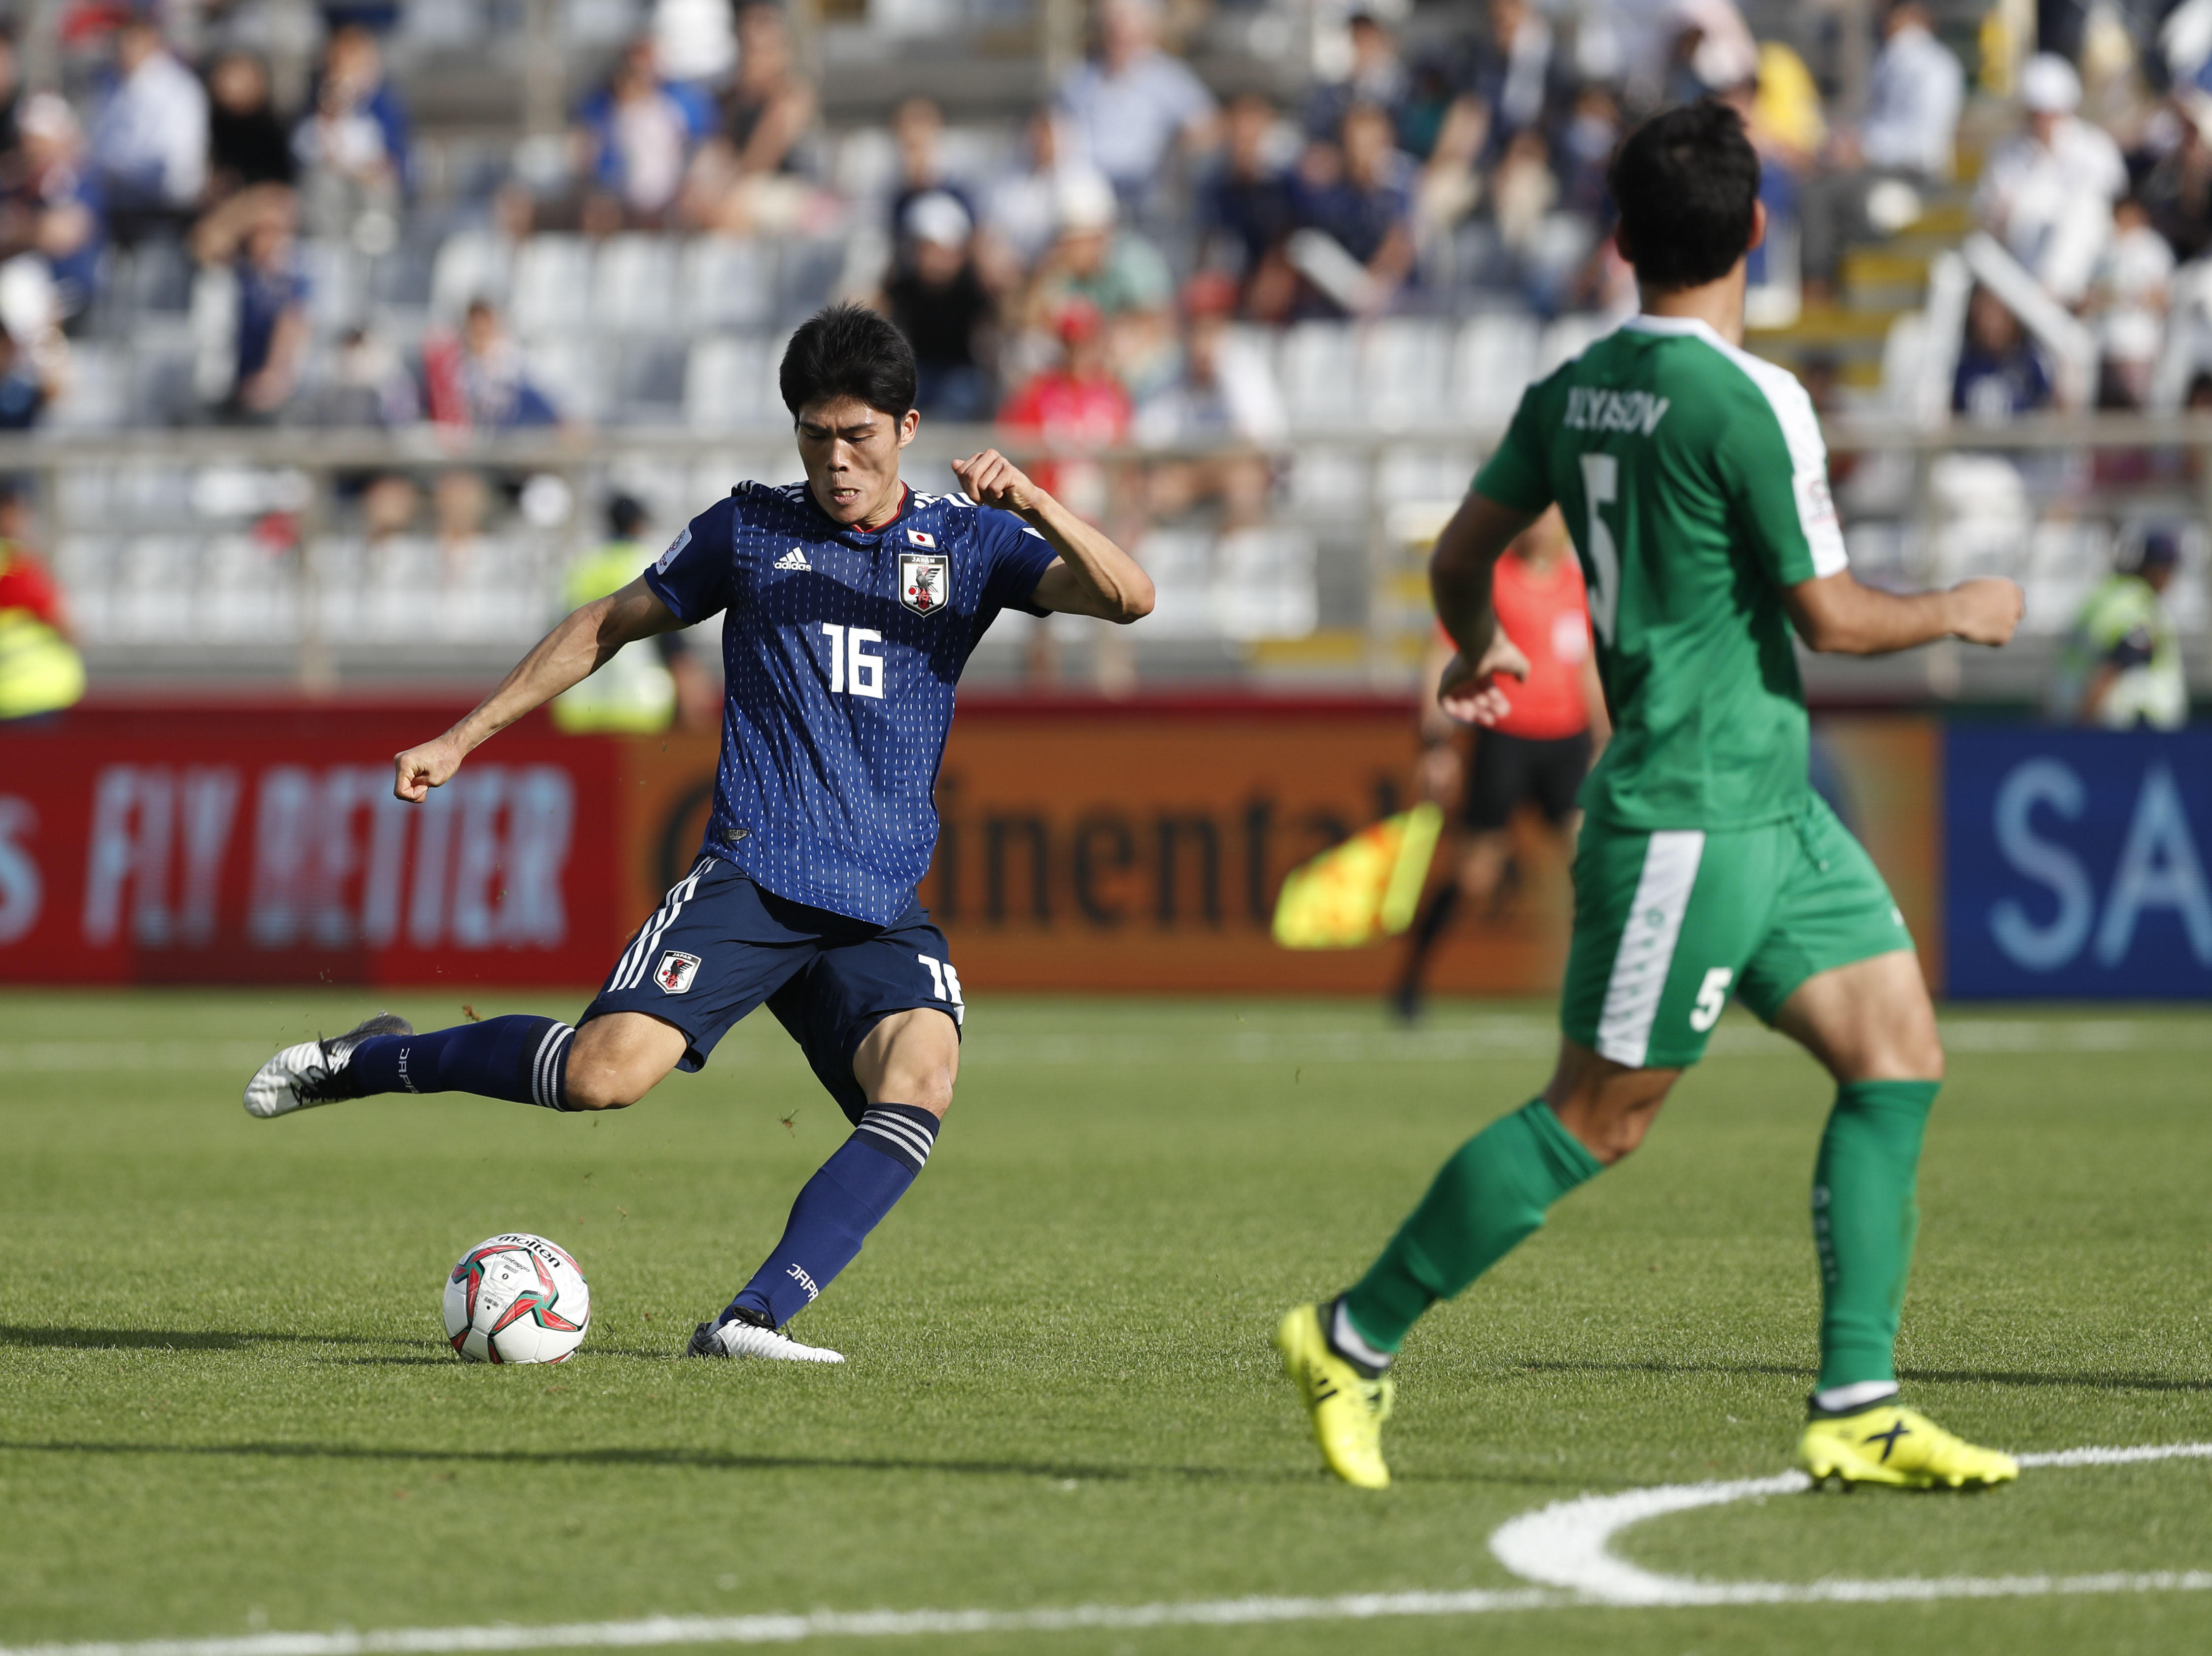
[1272,804,1445,950]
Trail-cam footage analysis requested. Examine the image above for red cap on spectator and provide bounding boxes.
[1054,298,1105,344]
[1180,271,1239,319]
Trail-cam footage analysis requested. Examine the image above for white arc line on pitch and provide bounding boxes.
[1488,1440,2212,1606]
[2,1442,2208,1655]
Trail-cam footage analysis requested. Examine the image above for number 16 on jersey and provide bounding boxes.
[820,623,885,699]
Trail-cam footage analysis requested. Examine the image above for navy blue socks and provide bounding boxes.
[347,1016,576,1110]
[723,1105,941,1329]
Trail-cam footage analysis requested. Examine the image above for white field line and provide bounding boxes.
[1489,1440,2212,1607]
[3,1444,2208,1654]
[2,1017,2205,1074]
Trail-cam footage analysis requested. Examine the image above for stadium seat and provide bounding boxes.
[1538,314,1613,378]
[512,235,595,337]
[1130,528,1216,639]
[594,235,681,336]
[1278,320,1359,434]
[1359,319,1452,433]
[683,334,781,431]
[46,343,130,431]
[523,335,604,424]
[680,237,779,334]
[429,230,514,320]
[1452,314,1541,425]
[1213,526,1317,640]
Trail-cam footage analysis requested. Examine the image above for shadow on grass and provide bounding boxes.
[1514,1357,2206,1394]
[0,1325,406,1351]
[0,1435,1376,1487]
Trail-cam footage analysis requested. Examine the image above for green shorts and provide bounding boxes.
[1559,795,1912,1070]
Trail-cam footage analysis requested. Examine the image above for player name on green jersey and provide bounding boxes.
[1476,315,1847,833]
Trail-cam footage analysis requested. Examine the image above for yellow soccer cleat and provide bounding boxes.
[1797,1403,2019,1491]
[1274,1304,1394,1489]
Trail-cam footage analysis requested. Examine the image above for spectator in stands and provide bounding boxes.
[1797,0,1962,303]
[206,51,295,202]
[574,37,708,231]
[881,191,997,422]
[1135,273,1282,530]
[1411,92,1486,288]
[1557,83,1620,217]
[887,98,975,257]
[1023,170,1176,395]
[1952,285,2054,423]
[423,299,560,432]
[0,487,84,724]
[1976,54,2128,306]
[0,94,103,322]
[317,27,411,191]
[1055,0,1217,215]
[0,28,22,160]
[90,15,209,233]
[980,107,1080,281]
[226,212,311,421]
[1665,0,1759,105]
[0,321,54,429]
[2142,95,2212,263]
[293,28,403,251]
[296,325,421,428]
[1285,102,1417,317]
[1464,0,1564,154]
[1200,93,1298,318]
[2093,195,2175,410]
[682,1,818,234]
[1307,7,1410,146]
[2051,530,2188,729]
[552,494,715,734]
[999,298,1132,523]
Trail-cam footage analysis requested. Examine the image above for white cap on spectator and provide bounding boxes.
[904,190,972,248]
[1055,171,1118,233]
[2020,53,2080,115]
[19,91,79,145]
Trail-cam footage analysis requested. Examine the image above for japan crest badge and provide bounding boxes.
[899,550,949,618]
[655,951,702,995]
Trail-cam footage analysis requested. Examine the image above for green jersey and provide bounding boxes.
[1474,315,1847,831]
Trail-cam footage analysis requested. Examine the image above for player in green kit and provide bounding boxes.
[1274,102,2026,1491]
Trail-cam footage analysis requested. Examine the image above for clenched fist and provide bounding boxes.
[951,449,1044,517]
[394,735,467,803]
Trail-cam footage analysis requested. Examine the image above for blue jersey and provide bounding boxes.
[643,480,1060,925]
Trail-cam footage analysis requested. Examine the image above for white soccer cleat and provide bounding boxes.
[242,1013,413,1118]
[686,1318,845,1364]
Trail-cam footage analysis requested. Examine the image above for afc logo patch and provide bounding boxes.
[655,951,702,995]
[899,550,949,617]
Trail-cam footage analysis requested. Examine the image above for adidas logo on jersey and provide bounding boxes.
[774,548,813,571]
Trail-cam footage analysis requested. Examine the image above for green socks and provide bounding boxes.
[1812,1079,1937,1391]
[1341,1099,1603,1355]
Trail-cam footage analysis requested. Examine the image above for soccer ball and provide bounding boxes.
[442,1233,591,1364]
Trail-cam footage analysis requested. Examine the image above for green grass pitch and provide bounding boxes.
[0,989,2208,1656]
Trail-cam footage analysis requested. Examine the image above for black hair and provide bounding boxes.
[1608,100,1761,292]
[607,492,648,539]
[779,303,917,420]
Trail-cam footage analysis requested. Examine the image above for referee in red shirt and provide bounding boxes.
[1393,505,1609,1019]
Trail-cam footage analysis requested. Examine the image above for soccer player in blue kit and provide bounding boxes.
[242,305,1156,1362]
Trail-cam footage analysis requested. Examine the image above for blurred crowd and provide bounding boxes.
[0,0,2208,443]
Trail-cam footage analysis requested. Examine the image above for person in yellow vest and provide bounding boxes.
[0,489,87,723]
[551,495,714,733]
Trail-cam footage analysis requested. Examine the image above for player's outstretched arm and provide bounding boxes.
[1783,570,2023,658]
[951,448,1155,623]
[1432,490,1538,728]
[393,577,686,802]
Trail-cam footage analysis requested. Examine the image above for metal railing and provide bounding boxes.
[4,414,2206,701]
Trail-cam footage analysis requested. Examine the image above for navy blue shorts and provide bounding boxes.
[582,857,963,1124]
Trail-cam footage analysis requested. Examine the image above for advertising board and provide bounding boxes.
[1944,727,2212,999]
